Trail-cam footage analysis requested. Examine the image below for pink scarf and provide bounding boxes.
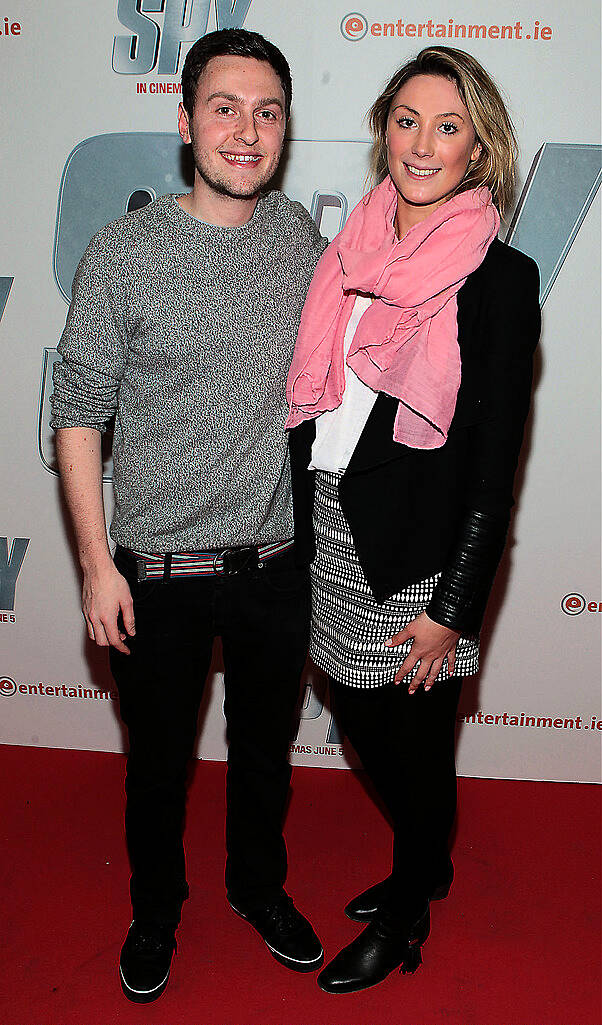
[286,177,500,449]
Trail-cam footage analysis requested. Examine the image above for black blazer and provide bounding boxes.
[290,239,541,630]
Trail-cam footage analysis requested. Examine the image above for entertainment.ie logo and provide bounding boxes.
[340,13,368,40]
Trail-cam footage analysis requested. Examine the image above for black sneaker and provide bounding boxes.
[228,892,324,972]
[119,921,176,1003]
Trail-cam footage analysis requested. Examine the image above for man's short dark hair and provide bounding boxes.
[181,28,292,120]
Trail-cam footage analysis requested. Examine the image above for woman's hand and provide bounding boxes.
[385,612,460,694]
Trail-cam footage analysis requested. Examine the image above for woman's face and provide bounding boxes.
[386,74,481,231]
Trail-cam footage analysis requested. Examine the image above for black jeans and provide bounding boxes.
[332,675,462,921]
[109,545,310,927]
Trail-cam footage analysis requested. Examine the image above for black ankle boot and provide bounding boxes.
[317,905,430,994]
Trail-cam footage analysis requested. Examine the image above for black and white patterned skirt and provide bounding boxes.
[309,471,479,689]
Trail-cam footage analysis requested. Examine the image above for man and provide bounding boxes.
[51,28,325,1004]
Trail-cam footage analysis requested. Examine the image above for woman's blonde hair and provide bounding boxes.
[368,46,517,216]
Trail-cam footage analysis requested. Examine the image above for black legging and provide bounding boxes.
[332,675,462,921]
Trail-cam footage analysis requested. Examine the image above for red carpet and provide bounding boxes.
[1,744,600,1025]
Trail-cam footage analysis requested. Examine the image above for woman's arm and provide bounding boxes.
[428,251,541,633]
[390,249,541,689]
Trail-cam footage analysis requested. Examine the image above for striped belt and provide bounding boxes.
[128,538,295,582]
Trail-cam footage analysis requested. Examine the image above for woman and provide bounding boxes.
[286,46,541,993]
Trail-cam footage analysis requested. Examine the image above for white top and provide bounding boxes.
[309,295,378,472]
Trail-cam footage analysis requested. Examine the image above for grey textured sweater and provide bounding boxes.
[51,192,325,551]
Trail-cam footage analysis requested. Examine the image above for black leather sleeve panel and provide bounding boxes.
[427,248,541,633]
[425,508,508,634]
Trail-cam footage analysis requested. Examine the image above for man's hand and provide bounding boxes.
[385,612,460,694]
[82,563,135,654]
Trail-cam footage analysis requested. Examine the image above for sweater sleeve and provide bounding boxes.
[50,231,127,432]
[426,252,541,634]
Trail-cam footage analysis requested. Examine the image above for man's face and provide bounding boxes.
[178,55,287,202]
